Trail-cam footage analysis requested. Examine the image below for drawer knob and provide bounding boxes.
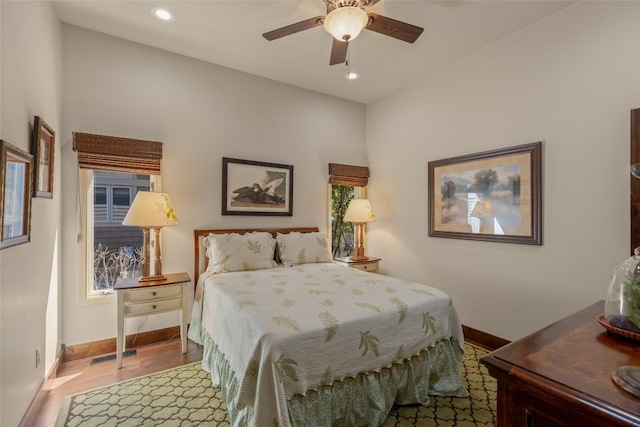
[152,304,157,309]
[152,291,157,296]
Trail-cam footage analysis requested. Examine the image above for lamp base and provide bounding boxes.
[349,255,370,261]
[138,274,167,283]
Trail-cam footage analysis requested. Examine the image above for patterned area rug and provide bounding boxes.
[56,344,495,426]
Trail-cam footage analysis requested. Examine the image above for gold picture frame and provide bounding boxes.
[0,140,33,250]
[428,142,542,245]
[31,116,55,198]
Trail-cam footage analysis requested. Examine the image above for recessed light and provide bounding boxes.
[151,7,175,22]
[346,71,359,80]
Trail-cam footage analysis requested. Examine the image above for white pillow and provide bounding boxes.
[204,232,277,273]
[276,232,332,267]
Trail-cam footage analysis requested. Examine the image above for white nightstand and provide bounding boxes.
[114,272,190,368]
[333,257,381,273]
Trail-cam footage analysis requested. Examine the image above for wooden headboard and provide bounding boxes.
[193,227,319,286]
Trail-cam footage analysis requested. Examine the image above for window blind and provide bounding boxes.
[328,163,369,187]
[73,132,163,175]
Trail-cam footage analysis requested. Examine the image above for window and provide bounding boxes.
[74,132,162,301]
[328,163,369,258]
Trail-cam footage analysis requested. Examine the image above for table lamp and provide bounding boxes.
[122,191,178,282]
[344,198,375,261]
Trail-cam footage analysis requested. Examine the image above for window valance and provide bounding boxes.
[328,163,369,187]
[73,132,162,175]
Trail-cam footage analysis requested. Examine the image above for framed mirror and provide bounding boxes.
[0,140,33,250]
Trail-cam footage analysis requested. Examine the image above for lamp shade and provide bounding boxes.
[323,6,368,42]
[344,199,375,223]
[122,191,178,228]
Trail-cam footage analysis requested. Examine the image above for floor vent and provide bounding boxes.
[90,349,137,365]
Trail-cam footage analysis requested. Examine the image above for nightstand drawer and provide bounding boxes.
[351,262,379,273]
[122,284,182,302]
[123,297,182,316]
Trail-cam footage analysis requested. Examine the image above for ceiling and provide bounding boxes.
[52,1,575,104]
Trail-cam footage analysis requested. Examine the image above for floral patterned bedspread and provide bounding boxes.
[190,262,464,426]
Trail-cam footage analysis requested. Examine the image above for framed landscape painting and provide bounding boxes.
[428,142,542,245]
[222,157,293,216]
[31,116,55,198]
[0,140,33,250]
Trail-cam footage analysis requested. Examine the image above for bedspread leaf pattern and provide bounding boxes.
[412,288,434,296]
[274,354,299,383]
[395,345,405,362]
[219,255,231,272]
[333,279,346,286]
[309,290,331,295]
[319,311,339,342]
[236,300,257,310]
[272,316,300,331]
[272,288,285,295]
[316,235,329,249]
[352,289,364,296]
[247,239,261,254]
[245,281,257,287]
[359,330,380,356]
[391,297,408,323]
[356,302,381,313]
[242,263,251,271]
[281,299,295,307]
[384,287,396,294]
[320,299,334,307]
[423,313,436,335]
[320,366,333,386]
[245,359,260,378]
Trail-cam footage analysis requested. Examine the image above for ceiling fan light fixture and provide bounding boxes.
[323,7,368,42]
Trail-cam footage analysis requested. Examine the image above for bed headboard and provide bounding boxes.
[193,227,320,286]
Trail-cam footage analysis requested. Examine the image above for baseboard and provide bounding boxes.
[64,325,182,362]
[462,324,510,351]
[19,344,65,427]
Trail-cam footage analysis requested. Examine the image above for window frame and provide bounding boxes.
[328,184,366,259]
[79,169,159,304]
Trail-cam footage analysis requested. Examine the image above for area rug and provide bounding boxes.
[56,344,496,426]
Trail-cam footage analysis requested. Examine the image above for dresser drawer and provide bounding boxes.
[123,297,182,316]
[122,284,182,302]
[351,262,379,273]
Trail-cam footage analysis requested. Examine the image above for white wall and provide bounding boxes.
[61,25,367,346]
[366,1,640,341]
[0,1,62,426]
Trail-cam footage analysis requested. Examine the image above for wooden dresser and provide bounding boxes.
[480,301,640,427]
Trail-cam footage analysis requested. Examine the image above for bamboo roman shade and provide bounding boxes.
[73,132,163,175]
[328,163,369,187]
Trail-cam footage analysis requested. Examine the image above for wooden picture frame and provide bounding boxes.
[222,157,293,216]
[31,116,55,198]
[0,140,33,249]
[428,142,542,245]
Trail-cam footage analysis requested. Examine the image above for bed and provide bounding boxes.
[188,227,468,427]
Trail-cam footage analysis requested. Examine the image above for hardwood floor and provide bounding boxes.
[26,338,203,427]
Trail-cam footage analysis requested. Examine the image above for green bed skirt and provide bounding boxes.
[197,328,468,427]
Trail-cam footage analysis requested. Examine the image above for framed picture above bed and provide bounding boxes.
[222,157,293,216]
[428,141,542,245]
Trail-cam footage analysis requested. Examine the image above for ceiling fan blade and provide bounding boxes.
[329,38,348,65]
[361,0,381,8]
[263,16,325,41]
[366,13,424,43]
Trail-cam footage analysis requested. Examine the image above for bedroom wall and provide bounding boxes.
[0,1,62,426]
[60,25,367,346]
[366,1,640,341]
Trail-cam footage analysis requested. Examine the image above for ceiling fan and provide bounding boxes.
[262,0,424,66]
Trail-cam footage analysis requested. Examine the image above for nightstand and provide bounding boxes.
[333,257,381,273]
[114,272,190,368]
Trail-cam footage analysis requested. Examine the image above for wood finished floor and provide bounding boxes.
[28,338,203,427]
